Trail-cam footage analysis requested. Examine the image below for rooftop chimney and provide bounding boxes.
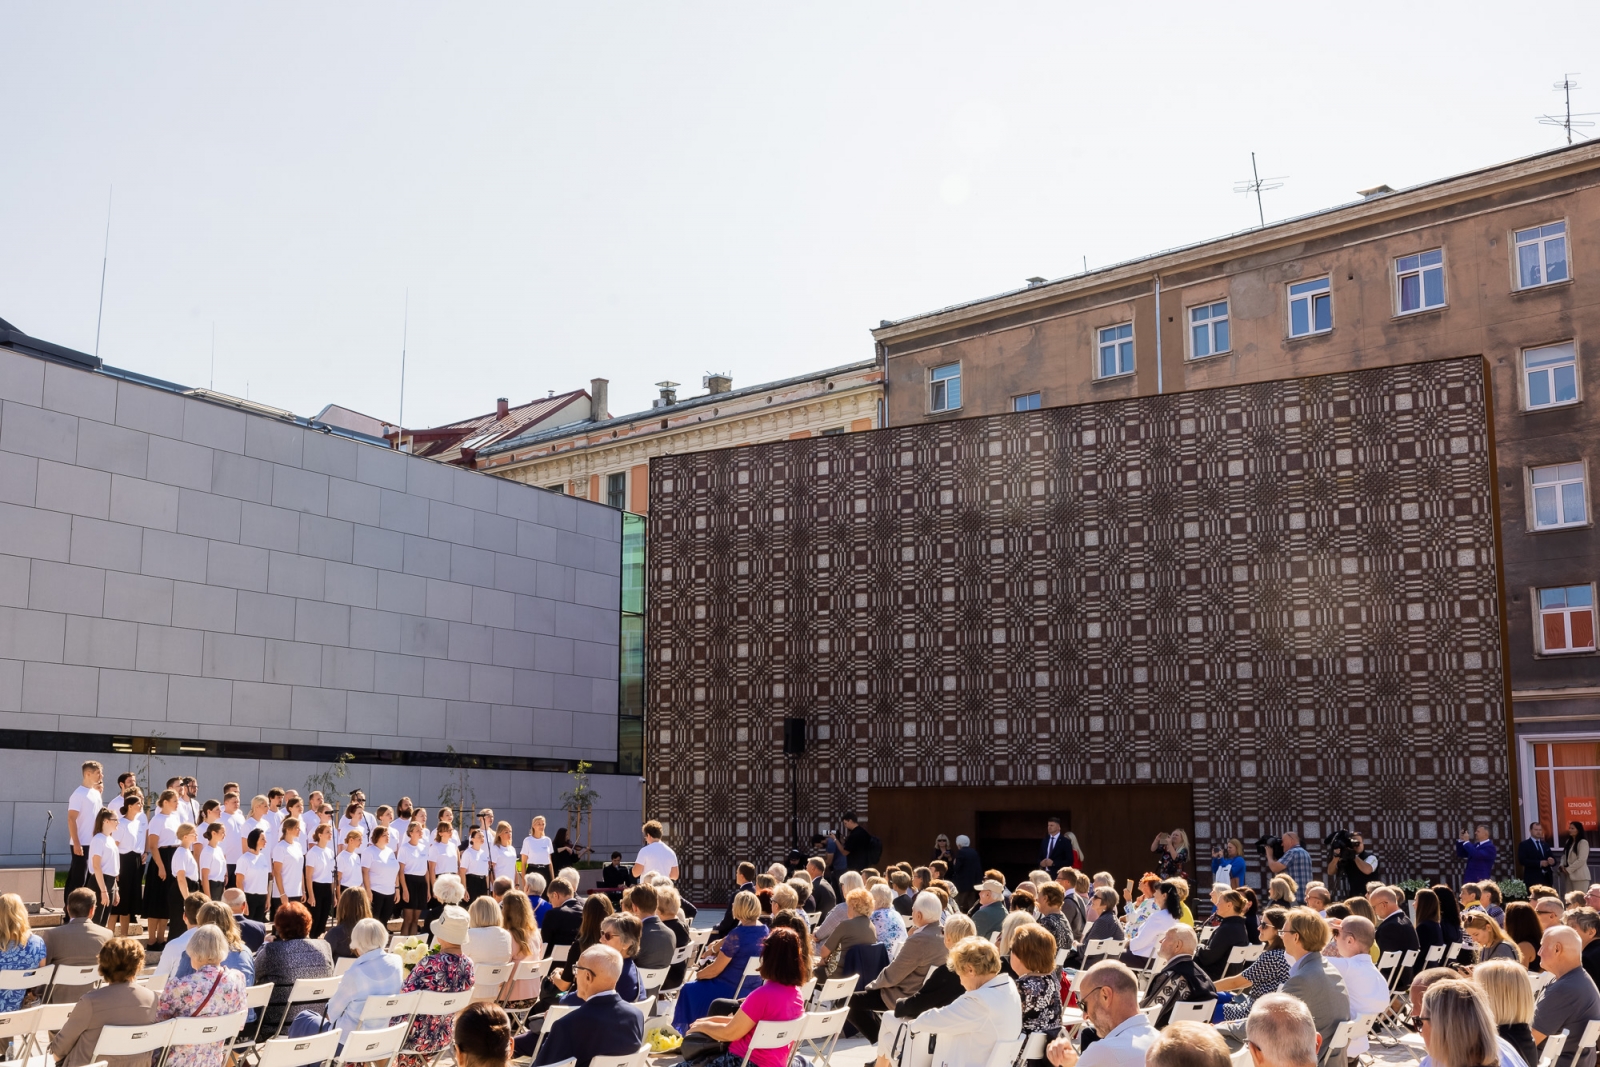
[652,380,680,409]
[1026,276,1047,287]
[703,372,733,395]
[590,378,610,421]
[495,397,509,419]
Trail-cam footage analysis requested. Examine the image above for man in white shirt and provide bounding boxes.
[1323,916,1390,1055]
[66,761,105,894]
[179,777,200,824]
[1243,993,1319,1067]
[107,772,136,817]
[631,820,679,880]
[264,788,286,841]
[220,792,248,884]
[1047,960,1157,1067]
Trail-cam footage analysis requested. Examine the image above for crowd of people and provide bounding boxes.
[9,768,1598,1067]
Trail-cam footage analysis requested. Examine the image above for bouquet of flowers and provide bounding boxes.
[395,937,432,968]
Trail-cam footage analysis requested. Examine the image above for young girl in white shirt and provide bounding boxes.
[335,829,365,899]
[306,823,337,938]
[363,825,401,925]
[109,793,145,938]
[398,821,430,934]
[272,816,307,903]
[427,824,459,903]
[237,828,273,923]
[489,821,519,889]
[199,822,229,900]
[88,809,120,926]
[143,789,182,948]
[168,822,200,938]
[459,827,490,902]
[520,815,554,892]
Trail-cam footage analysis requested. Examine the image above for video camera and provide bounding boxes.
[1324,829,1357,856]
[1255,835,1283,858]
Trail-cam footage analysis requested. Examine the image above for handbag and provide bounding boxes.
[676,1031,727,1062]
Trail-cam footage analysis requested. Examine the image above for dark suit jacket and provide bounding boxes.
[949,848,983,893]
[541,899,584,946]
[534,990,645,1067]
[893,964,965,1018]
[237,916,267,952]
[635,915,675,970]
[892,893,913,917]
[1375,911,1421,982]
[1582,939,1600,990]
[1040,834,1075,870]
[810,876,837,916]
[50,981,159,1067]
[1194,915,1252,980]
[1517,837,1556,886]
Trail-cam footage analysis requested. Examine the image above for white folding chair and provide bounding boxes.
[0,964,56,1010]
[1389,949,1419,991]
[797,1006,850,1067]
[1374,951,1401,989]
[1022,1033,1049,1064]
[1445,942,1464,964]
[139,972,170,993]
[1241,944,1265,963]
[1320,1021,1353,1067]
[0,1004,40,1063]
[333,956,354,975]
[91,1020,176,1064]
[636,966,669,996]
[1054,948,1070,967]
[636,996,656,1019]
[545,943,571,963]
[49,963,104,999]
[471,962,513,1001]
[1529,969,1556,993]
[332,1022,409,1067]
[358,990,422,1028]
[1574,1021,1600,1062]
[734,955,764,998]
[729,1018,804,1067]
[1198,924,1217,945]
[234,981,277,1054]
[588,1049,649,1067]
[269,974,344,1039]
[1537,1030,1569,1067]
[255,1029,341,1067]
[158,1010,249,1067]
[1081,938,1124,966]
[804,912,821,927]
[403,989,474,1066]
[15,1000,73,1064]
[1140,1005,1162,1026]
[1219,945,1251,980]
[528,1003,576,1062]
[498,958,550,1030]
[1421,944,1445,968]
[983,1037,1025,1067]
[387,934,411,951]
[1168,998,1217,1024]
[796,978,817,1004]
[688,928,713,949]
[808,974,859,1009]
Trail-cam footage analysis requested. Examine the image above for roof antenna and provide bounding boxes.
[209,322,215,390]
[1234,152,1286,228]
[396,288,409,448]
[93,186,112,358]
[1538,74,1597,144]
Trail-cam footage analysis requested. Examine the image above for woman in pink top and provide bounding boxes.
[686,926,808,1067]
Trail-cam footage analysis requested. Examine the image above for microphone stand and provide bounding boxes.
[38,811,53,914]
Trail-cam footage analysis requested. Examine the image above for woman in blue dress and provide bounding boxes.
[0,893,47,1011]
[672,891,769,1033]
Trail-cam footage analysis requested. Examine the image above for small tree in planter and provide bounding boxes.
[560,761,602,863]
[306,753,355,809]
[437,746,479,829]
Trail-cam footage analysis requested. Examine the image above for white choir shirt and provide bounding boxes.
[307,845,335,885]
[220,810,248,864]
[427,841,459,875]
[489,843,519,881]
[272,840,306,898]
[69,784,103,848]
[521,834,554,867]
[112,813,146,855]
[88,833,120,882]
[635,839,679,877]
[239,850,273,895]
[200,843,228,885]
[335,849,364,889]
[151,811,182,849]
[108,792,127,816]
[338,813,376,844]
[365,846,401,895]
[170,843,200,886]
[460,846,490,878]
[263,810,284,843]
[399,842,430,877]
[177,796,199,825]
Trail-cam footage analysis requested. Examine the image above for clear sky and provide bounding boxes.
[4,4,1598,427]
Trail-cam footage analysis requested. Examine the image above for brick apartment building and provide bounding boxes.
[871,141,1600,850]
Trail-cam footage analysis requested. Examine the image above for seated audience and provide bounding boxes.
[1220,907,1347,1054]
[522,945,645,1066]
[50,937,157,1067]
[596,912,645,1003]
[871,914,977,1067]
[1433,885,1465,946]
[1147,1022,1231,1067]
[973,880,1008,941]
[174,901,257,989]
[41,888,113,1003]
[628,884,674,970]
[815,871,864,942]
[1564,906,1600,987]
[499,890,544,1005]
[320,886,370,961]
[1419,978,1506,1067]
[672,892,767,1029]
[1141,925,1215,1028]
[817,887,876,977]
[399,905,477,1067]
[911,937,1022,1067]
[1533,926,1600,1067]
[255,901,333,1035]
[1323,916,1389,1056]
[1083,887,1123,946]
[1465,913,1521,962]
[1045,960,1156,1067]
[1241,993,1318,1067]
[685,927,809,1067]
[1122,880,1182,968]
[540,877,583,946]
[1218,907,1290,1021]
[849,890,948,1042]
[1035,883,1076,955]
[1010,922,1063,1048]
[156,925,247,1067]
[1502,902,1543,969]
[464,894,513,966]
[324,917,404,1041]
[870,882,908,957]
[1193,888,1251,980]
[1475,959,1538,1067]
[658,885,693,990]
[455,1002,516,1067]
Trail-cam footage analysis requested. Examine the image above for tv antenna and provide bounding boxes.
[396,288,409,448]
[1234,152,1286,228]
[1538,74,1597,144]
[93,187,113,358]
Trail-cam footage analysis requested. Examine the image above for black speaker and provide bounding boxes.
[783,717,806,756]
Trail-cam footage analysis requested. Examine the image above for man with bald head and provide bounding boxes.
[1323,917,1388,1056]
[525,945,644,1067]
[1140,925,1215,1028]
[1368,886,1419,984]
[1046,960,1156,1067]
[1245,993,1319,1067]
[1533,926,1600,1067]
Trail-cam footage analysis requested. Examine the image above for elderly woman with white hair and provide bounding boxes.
[323,917,405,1042]
[849,891,952,1045]
[870,883,908,958]
[815,870,865,942]
[156,925,248,1067]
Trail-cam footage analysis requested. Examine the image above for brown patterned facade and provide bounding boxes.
[647,357,1509,900]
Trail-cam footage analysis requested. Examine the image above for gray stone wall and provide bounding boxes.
[0,349,635,864]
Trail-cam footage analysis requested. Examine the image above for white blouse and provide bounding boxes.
[170,845,199,885]
[307,845,335,885]
[200,844,228,884]
[335,849,365,888]
[399,842,430,877]
[151,812,181,849]
[88,833,120,881]
[460,847,490,878]
[365,847,401,895]
[427,841,459,874]
[239,850,273,895]
[489,843,518,880]
[113,814,146,854]
[273,840,306,897]
[220,810,248,863]
[521,834,554,866]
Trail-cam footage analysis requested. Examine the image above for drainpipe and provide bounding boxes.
[1153,274,1164,395]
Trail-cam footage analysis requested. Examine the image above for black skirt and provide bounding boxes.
[403,874,428,909]
[143,846,175,920]
[112,851,143,915]
[466,873,489,901]
[371,890,396,924]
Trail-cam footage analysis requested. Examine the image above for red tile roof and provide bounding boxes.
[403,390,590,465]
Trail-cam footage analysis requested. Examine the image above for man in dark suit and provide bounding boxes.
[714,862,760,937]
[806,858,837,917]
[627,885,675,970]
[949,836,984,912]
[1370,886,1421,984]
[527,945,644,1066]
[1518,822,1558,888]
[1040,817,1075,872]
[223,888,267,952]
[540,879,584,947]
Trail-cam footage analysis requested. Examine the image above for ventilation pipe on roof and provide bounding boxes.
[703,373,733,395]
[591,378,610,420]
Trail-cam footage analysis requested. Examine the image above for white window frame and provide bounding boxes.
[1522,342,1581,411]
[1188,300,1230,360]
[606,471,627,510]
[1096,322,1135,379]
[1395,249,1447,314]
[1514,220,1570,290]
[929,362,962,413]
[1012,392,1041,412]
[1518,734,1600,847]
[1287,277,1333,338]
[1529,462,1589,531]
[1535,583,1598,655]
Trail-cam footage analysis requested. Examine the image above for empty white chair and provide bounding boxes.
[527,1003,576,1062]
[159,1010,249,1067]
[796,1006,850,1066]
[332,1022,408,1067]
[0,1004,41,1063]
[809,974,859,1009]
[90,1020,176,1063]
[729,1018,805,1067]
[983,1037,1025,1067]
[589,1048,650,1067]
[255,1028,341,1067]
[1168,999,1217,1024]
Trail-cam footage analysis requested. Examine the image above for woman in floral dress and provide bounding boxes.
[157,925,247,1067]
[1009,924,1062,1065]
[869,884,908,959]
[398,905,476,1067]
[0,894,46,1012]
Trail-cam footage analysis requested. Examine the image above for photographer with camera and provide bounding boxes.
[1323,830,1379,900]
[1261,832,1310,904]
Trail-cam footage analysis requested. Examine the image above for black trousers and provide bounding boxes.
[847,989,888,1043]
[65,850,89,894]
[246,892,268,923]
[371,891,396,925]
[311,881,334,937]
[465,874,489,901]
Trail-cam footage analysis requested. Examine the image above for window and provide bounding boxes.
[1189,301,1230,359]
[546,483,565,494]
[1097,323,1134,378]
[1013,392,1041,412]
[1516,221,1569,289]
[1528,741,1600,849]
[606,472,627,510]
[1531,463,1588,529]
[1523,343,1579,409]
[1288,278,1332,337]
[1396,249,1446,313]
[819,426,846,436]
[1538,585,1596,653]
[930,363,961,412]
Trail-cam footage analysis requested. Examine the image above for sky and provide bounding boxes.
[4,3,1599,428]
